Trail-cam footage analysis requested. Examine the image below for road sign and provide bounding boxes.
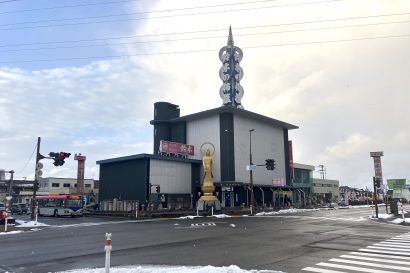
[246,165,257,171]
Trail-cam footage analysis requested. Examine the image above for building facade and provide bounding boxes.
[312,178,340,204]
[97,29,299,210]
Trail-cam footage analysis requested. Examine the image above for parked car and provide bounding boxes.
[11,203,29,215]
[0,202,5,210]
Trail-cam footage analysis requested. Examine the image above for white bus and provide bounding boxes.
[35,194,83,217]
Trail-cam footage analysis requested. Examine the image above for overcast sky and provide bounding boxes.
[1,0,409,190]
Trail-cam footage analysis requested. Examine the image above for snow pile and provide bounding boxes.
[16,220,50,227]
[369,213,393,219]
[57,264,285,273]
[391,218,410,224]
[178,215,202,220]
[256,208,318,216]
[213,214,232,218]
[0,230,24,236]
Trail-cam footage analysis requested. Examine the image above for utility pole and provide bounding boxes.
[7,170,14,202]
[31,137,41,220]
[318,165,326,179]
[373,177,379,218]
[249,129,255,216]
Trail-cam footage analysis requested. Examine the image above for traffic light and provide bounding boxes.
[265,159,275,170]
[156,186,160,193]
[373,177,381,188]
[58,152,71,166]
[49,152,71,166]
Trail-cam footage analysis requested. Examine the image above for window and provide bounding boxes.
[52,183,60,188]
[63,183,70,188]
[85,184,91,188]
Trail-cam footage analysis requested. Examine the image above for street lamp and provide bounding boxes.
[249,129,255,215]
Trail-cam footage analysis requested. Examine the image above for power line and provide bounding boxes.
[2,0,280,15]
[0,0,341,30]
[16,142,37,174]
[1,19,409,53]
[0,0,143,14]
[0,0,326,27]
[2,33,409,64]
[1,11,409,48]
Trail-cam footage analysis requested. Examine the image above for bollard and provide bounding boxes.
[211,206,214,216]
[4,211,8,232]
[35,205,38,223]
[105,233,112,273]
[196,205,199,217]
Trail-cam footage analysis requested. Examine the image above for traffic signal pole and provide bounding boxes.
[249,129,255,216]
[31,137,41,220]
[373,178,379,218]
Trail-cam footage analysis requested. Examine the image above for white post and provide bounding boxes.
[35,205,38,223]
[4,214,8,232]
[401,202,405,223]
[135,202,138,219]
[196,205,199,217]
[105,233,112,273]
[211,205,214,216]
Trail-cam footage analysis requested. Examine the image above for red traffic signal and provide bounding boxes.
[49,151,71,166]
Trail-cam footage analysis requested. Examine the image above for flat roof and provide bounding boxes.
[97,153,202,165]
[151,105,298,130]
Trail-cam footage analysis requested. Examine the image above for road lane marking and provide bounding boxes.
[380,241,410,246]
[316,262,400,273]
[358,248,410,256]
[329,258,410,271]
[350,251,410,260]
[340,255,410,265]
[302,267,348,273]
[367,245,410,252]
[374,243,410,249]
[387,239,410,243]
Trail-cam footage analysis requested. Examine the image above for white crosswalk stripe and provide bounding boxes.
[302,232,410,273]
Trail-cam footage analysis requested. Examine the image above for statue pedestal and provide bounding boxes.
[197,200,221,212]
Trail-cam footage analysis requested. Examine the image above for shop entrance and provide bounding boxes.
[222,192,234,208]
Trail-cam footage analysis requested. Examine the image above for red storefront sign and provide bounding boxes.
[160,140,195,156]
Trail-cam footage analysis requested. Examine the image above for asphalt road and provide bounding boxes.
[1,207,409,273]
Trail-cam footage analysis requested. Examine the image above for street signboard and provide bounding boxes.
[246,165,257,171]
[159,140,195,156]
[387,179,406,189]
[370,151,384,186]
[393,189,404,199]
[370,151,384,157]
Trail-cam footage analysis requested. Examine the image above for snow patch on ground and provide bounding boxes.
[256,208,318,216]
[391,218,410,224]
[56,264,285,273]
[178,215,203,219]
[16,220,50,227]
[369,213,393,219]
[213,214,232,218]
[0,230,24,236]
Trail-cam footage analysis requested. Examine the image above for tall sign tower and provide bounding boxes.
[219,26,244,109]
[74,153,86,196]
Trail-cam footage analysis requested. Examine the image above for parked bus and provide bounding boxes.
[34,194,83,217]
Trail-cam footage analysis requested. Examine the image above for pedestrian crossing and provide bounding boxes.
[302,232,410,273]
